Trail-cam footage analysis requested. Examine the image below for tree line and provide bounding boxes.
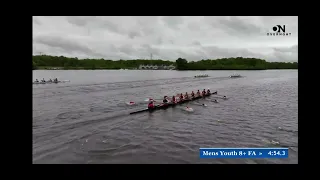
[32,55,297,70]
[176,57,297,70]
[32,55,175,70]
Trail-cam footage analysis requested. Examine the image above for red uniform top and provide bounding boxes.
[148,102,154,108]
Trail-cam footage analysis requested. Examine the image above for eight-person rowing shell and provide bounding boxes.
[144,89,224,109]
[34,78,59,83]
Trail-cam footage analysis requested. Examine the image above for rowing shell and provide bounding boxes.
[129,92,214,115]
[33,80,70,84]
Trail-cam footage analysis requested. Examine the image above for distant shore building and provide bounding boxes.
[139,64,175,70]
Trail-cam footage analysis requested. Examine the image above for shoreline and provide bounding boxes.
[33,68,298,71]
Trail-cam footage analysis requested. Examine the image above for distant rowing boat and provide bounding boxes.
[130,92,215,115]
[230,74,241,78]
[33,80,70,84]
[194,74,209,78]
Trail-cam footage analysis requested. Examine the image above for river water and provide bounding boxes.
[32,70,298,164]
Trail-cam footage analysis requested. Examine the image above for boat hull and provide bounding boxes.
[130,92,214,114]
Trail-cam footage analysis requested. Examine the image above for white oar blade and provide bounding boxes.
[126,102,135,105]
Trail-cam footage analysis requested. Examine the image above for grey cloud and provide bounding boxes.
[157,37,163,45]
[141,27,155,36]
[192,40,202,46]
[217,16,263,36]
[100,19,121,34]
[128,31,141,39]
[187,22,201,31]
[66,16,97,27]
[273,44,298,53]
[139,44,160,55]
[162,16,184,29]
[66,16,124,35]
[33,16,298,62]
[118,44,135,55]
[33,34,104,58]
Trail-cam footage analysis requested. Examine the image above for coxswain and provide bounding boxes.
[197,90,201,96]
[179,93,184,101]
[148,101,154,109]
[185,92,189,99]
[191,91,195,98]
[207,88,211,94]
[223,96,227,99]
[202,89,206,96]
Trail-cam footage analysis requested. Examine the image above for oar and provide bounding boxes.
[211,99,219,103]
[211,95,227,100]
[193,102,208,107]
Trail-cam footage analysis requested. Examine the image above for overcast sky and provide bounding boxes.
[33,16,298,62]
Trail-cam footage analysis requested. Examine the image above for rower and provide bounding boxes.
[148,101,154,109]
[163,96,168,104]
[41,78,46,82]
[202,89,206,96]
[35,79,39,82]
[48,79,52,82]
[179,93,184,101]
[172,96,176,103]
[207,88,211,94]
[191,91,195,98]
[185,92,189,99]
[197,90,201,96]
[223,96,227,99]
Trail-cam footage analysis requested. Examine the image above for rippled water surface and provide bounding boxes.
[33,70,298,164]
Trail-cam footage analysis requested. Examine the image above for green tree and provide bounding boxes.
[176,58,188,70]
